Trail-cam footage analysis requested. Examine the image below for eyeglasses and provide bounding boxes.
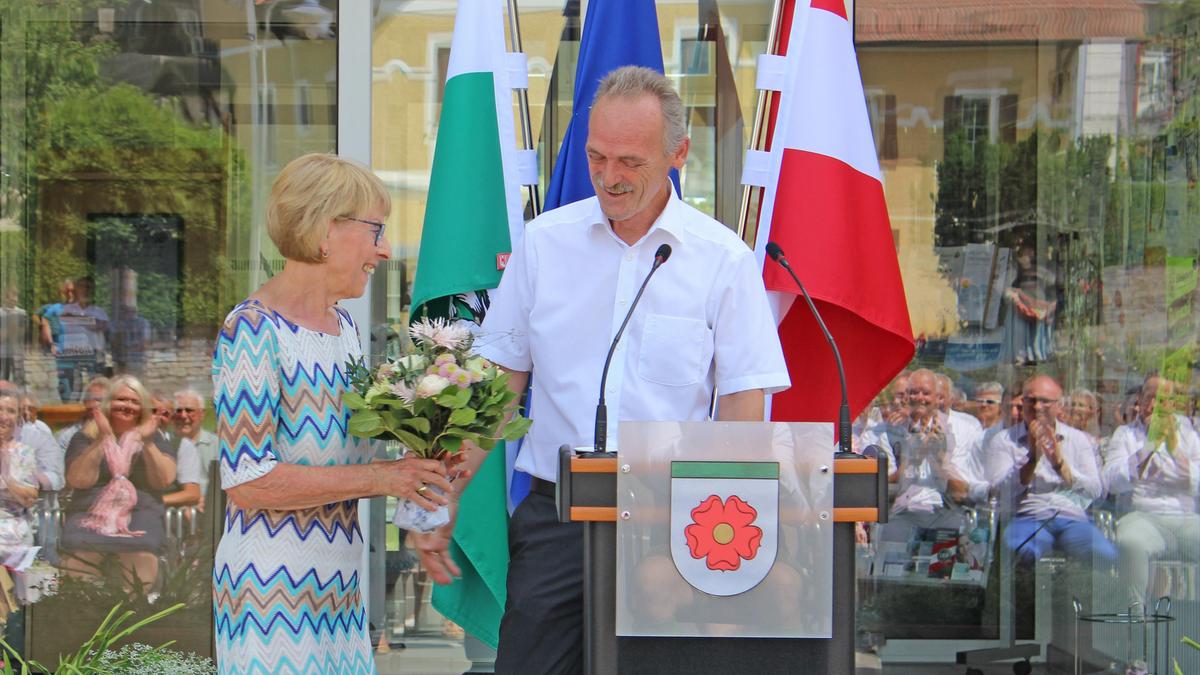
[153,408,172,417]
[973,398,1000,405]
[175,407,199,415]
[343,217,386,246]
[1024,396,1060,407]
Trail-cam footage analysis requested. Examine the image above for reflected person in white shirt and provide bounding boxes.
[1102,374,1200,606]
[982,374,1115,565]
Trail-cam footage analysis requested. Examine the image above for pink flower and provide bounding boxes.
[434,353,456,367]
[409,318,471,350]
[390,381,415,403]
[449,370,472,387]
[437,363,460,379]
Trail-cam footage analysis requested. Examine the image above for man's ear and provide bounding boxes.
[670,137,690,171]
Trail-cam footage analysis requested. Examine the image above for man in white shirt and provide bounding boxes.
[982,374,1114,565]
[971,381,1005,432]
[880,369,975,515]
[415,66,789,674]
[1103,374,1200,605]
[164,388,218,509]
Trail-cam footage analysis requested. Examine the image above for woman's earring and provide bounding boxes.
[320,248,330,259]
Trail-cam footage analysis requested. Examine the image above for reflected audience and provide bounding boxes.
[0,385,41,566]
[970,382,1004,432]
[55,278,108,403]
[172,388,217,504]
[1103,373,1200,607]
[982,374,1114,565]
[59,375,177,592]
[55,377,110,450]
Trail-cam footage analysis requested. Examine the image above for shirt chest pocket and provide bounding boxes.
[636,314,711,387]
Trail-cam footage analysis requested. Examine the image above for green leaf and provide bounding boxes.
[501,417,533,440]
[399,417,431,434]
[439,436,464,453]
[392,428,430,455]
[478,437,497,451]
[449,408,477,426]
[436,387,472,409]
[342,391,367,409]
[347,410,384,436]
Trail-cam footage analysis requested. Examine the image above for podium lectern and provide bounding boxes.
[556,421,888,675]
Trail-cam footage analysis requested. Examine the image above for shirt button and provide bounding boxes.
[625,253,634,262]
[617,299,628,306]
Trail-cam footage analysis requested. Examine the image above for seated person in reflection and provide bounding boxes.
[60,375,177,591]
[171,388,217,508]
[158,393,203,512]
[982,374,1115,565]
[970,381,1005,433]
[1103,373,1200,606]
[880,369,978,518]
[0,385,40,565]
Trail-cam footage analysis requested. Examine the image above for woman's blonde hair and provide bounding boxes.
[266,153,392,263]
[83,375,152,438]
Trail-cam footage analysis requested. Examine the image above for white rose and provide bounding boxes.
[415,374,450,399]
[397,354,429,372]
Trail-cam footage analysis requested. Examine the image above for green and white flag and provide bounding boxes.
[419,0,535,650]
[410,0,536,321]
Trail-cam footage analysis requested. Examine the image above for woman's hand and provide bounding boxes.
[92,408,114,440]
[136,415,159,442]
[6,480,37,509]
[377,458,453,511]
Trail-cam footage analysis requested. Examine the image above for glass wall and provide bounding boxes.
[0,0,336,668]
[855,0,1200,671]
[3,0,1197,673]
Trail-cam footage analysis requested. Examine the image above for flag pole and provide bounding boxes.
[506,0,543,217]
[736,0,786,247]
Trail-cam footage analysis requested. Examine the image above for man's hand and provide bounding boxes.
[413,518,462,585]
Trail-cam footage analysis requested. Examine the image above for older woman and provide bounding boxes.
[61,375,176,591]
[213,154,451,675]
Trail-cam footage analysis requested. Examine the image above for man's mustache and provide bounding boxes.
[593,174,633,195]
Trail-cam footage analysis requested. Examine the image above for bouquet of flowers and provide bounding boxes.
[343,318,531,531]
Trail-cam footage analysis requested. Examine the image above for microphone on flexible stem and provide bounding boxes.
[765,241,854,457]
[591,243,672,455]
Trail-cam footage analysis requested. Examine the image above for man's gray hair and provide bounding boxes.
[593,66,687,154]
[174,387,207,411]
[975,381,1004,397]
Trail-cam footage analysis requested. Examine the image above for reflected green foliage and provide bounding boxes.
[2,0,246,334]
[95,643,215,675]
[0,602,184,674]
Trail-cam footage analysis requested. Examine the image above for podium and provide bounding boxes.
[556,421,888,675]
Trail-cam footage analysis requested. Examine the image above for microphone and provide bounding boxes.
[593,244,672,454]
[765,241,853,456]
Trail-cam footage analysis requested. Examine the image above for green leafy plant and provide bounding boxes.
[344,318,531,458]
[0,602,184,674]
[1175,635,1200,675]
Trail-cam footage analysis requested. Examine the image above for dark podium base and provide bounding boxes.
[606,521,857,675]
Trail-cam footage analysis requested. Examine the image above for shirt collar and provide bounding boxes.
[587,184,687,246]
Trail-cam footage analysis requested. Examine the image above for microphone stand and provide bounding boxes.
[592,247,671,454]
[766,243,854,457]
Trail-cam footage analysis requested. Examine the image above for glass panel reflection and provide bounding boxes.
[0,1,336,668]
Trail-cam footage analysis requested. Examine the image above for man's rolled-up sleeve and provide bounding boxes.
[711,249,790,396]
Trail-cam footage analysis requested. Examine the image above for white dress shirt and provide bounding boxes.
[478,191,790,482]
[16,422,63,491]
[983,420,1103,521]
[1103,415,1200,515]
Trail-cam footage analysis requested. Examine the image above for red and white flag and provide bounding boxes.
[743,0,914,423]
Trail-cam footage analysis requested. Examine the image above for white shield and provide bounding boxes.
[669,461,779,597]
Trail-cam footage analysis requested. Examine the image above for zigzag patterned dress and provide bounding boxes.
[212,299,375,674]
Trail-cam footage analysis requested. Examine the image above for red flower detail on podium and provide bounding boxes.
[684,495,762,572]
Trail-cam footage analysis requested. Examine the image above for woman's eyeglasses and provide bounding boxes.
[343,217,386,246]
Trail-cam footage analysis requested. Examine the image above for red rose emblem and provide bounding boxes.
[684,494,763,572]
